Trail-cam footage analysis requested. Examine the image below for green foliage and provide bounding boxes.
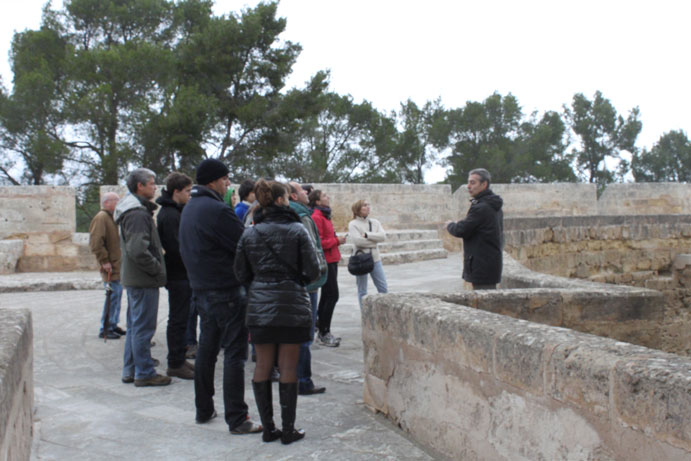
[442,93,573,190]
[564,91,641,186]
[632,130,691,182]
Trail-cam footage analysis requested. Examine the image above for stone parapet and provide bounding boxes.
[599,183,691,215]
[0,186,75,239]
[0,309,33,461]
[362,293,691,460]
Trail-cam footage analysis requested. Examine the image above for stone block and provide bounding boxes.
[0,186,76,239]
[0,240,23,274]
[613,355,691,451]
[0,309,33,461]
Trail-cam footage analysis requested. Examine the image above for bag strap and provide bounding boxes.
[254,227,302,280]
[352,220,374,256]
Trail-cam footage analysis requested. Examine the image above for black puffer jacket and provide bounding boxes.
[447,189,504,285]
[234,205,320,328]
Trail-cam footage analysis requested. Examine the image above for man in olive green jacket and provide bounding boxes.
[114,168,169,387]
[89,191,125,339]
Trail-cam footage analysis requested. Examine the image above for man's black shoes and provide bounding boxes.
[98,331,120,340]
[298,382,326,395]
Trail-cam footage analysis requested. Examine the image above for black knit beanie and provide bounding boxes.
[196,158,229,185]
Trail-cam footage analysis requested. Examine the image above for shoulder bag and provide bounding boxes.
[347,221,375,276]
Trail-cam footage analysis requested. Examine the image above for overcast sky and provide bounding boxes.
[2,0,690,182]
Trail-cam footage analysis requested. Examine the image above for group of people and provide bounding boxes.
[88,159,504,447]
[87,158,402,446]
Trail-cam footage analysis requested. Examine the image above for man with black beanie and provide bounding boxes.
[179,158,262,434]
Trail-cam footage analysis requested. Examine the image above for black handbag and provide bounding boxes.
[347,221,375,276]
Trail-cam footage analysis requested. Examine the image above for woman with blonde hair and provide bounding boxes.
[348,199,388,305]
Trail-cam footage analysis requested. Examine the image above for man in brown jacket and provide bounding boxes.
[89,191,125,340]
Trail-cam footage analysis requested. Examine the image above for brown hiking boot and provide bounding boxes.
[167,364,194,380]
[134,374,172,387]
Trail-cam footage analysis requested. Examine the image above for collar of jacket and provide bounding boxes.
[471,188,494,204]
[190,185,223,202]
[254,205,300,224]
[155,189,183,210]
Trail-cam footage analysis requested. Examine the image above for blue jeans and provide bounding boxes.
[356,260,388,305]
[298,291,319,386]
[122,287,159,380]
[193,287,249,430]
[100,280,122,333]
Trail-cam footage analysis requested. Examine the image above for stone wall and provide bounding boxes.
[0,309,33,461]
[599,183,691,215]
[362,293,691,460]
[504,215,691,280]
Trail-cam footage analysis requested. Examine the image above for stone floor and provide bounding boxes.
[0,254,464,461]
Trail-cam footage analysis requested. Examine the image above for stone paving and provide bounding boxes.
[0,254,464,461]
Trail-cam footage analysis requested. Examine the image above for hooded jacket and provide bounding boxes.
[155,189,187,281]
[234,205,320,329]
[114,193,166,288]
[447,189,504,285]
[311,207,341,264]
[179,185,245,291]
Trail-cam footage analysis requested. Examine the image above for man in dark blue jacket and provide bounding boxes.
[156,172,194,380]
[179,158,261,434]
[446,168,504,289]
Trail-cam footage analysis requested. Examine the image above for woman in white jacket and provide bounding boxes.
[348,200,388,305]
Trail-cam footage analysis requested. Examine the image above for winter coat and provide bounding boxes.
[88,209,121,282]
[179,185,245,291]
[347,216,386,263]
[290,200,328,291]
[155,190,187,281]
[312,207,341,264]
[234,205,320,329]
[447,189,504,285]
[235,201,251,221]
[114,193,166,288]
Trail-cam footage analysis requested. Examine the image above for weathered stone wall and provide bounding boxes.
[504,215,691,280]
[599,183,691,215]
[0,309,33,461]
[362,293,691,460]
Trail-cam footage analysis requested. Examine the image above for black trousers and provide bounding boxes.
[166,279,192,368]
[193,287,249,430]
[317,262,339,335]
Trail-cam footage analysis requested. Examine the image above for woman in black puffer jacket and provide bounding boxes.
[234,179,319,445]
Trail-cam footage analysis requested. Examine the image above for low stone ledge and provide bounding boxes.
[362,293,691,460]
[0,309,33,461]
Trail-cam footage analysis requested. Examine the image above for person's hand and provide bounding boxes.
[338,235,346,245]
[102,262,113,273]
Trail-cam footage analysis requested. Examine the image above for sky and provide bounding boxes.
[2,0,690,182]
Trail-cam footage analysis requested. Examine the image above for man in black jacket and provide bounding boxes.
[446,168,504,290]
[156,172,194,380]
[179,158,261,434]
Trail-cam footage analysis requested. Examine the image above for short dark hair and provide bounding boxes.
[238,179,255,201]
[302,184,314,195]
[469,168,491,186]
[308,189,322,208]
[126,168,156,193]
[164,172,192,193]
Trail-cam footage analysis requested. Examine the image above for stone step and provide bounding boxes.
[340,248,448,266]
[644,276,677,291]
[336,229,439,242]
[340,239,443,255]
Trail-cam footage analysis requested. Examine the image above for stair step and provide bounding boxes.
[337,229,439,242]
[340,248,448,266]
[340,239,443,255]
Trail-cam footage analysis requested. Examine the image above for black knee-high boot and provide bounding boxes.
[252,381,282,442]
[279,382,305,444]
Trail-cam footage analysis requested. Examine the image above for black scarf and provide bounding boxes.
[314,205,332,220]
